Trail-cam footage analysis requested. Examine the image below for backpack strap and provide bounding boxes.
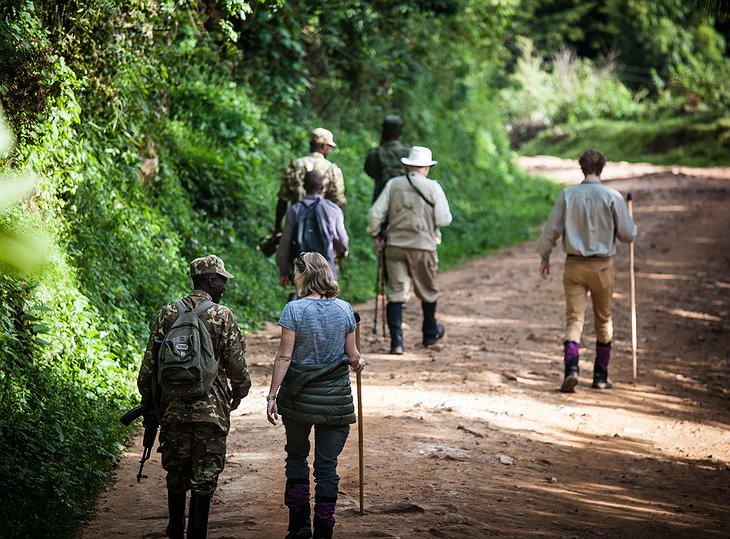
[191,300,215,317]
[174,299,188,316]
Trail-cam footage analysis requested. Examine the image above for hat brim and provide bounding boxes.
[401,157,437,167]
[219,269,234,279]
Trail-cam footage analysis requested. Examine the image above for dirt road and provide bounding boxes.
[81,157,730,538]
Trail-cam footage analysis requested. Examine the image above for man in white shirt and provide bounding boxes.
[538,149,637,392]
[368,146,453,354]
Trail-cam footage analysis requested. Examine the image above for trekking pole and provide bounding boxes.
[380,257,386,337]
[627,193,638,381]
[372,254,381,334]
[354,312,365,515]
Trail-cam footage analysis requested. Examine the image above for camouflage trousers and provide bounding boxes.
[160,422,227,498]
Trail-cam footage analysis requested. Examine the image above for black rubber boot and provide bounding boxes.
[166,490,186,539]
[560,341,580,393]
[422,301,445,346]
[386,302,404,354]
[187,493,211,539]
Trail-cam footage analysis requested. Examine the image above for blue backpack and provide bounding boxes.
[293,198,328,258]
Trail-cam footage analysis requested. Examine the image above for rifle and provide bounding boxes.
[120,402,159,482]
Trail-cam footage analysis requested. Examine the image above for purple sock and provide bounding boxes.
[285,481,310,511]
[314,499,337,526]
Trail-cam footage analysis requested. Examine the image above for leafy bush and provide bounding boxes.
[498,39,644,145]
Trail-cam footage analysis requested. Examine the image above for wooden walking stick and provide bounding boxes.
[627,193,638,381]
[354,312,365,514]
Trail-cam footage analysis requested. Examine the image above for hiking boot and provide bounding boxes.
[561,369,579,393]
[560,343,580,393]
[592,342,612,389]
[423,323,445,347]
[390,343,404,355]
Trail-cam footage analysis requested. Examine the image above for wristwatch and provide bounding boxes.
[266,394,277,401]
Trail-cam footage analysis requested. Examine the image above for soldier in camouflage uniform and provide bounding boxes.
[137,254,251,539]
[273,127,347,236]
[364,115,410,202]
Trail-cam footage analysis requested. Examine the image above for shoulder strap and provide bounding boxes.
[405,173,435,208]
[191,300,215,317]
[174,299,188,316]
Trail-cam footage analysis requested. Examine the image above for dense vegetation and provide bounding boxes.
[1,1,727,537]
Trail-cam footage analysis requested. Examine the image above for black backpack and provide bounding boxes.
[292,198,328,259]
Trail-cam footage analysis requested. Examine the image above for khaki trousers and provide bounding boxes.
[385,245,438,304]
[563,255,614,344]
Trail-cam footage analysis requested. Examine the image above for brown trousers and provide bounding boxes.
[563,255,615,344]
[385,245,439,304]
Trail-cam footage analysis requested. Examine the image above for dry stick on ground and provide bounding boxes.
[354,312,365,515]
[627,192,638,381]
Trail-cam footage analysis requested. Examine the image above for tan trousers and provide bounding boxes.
[385,246,438,304]
[563,255,614,344]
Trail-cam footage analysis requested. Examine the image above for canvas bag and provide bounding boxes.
[157,299,218,397]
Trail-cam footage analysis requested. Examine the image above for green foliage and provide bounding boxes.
[498,39,644,132]
[520,113,730,167]
[3,0,727,537]
[513,0,730,109]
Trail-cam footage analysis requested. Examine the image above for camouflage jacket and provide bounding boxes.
[278,152,346,207]
[364,140,409,202]
[137,290,251,433]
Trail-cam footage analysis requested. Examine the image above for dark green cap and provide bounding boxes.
[382,114,404,129]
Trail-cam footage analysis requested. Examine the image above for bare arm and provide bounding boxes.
[345,330,365,372]
[266,327,295,425]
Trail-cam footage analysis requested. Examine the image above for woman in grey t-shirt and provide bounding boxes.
[266,252,365,539]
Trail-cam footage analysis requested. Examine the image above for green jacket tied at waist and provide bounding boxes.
[277,355,356,426]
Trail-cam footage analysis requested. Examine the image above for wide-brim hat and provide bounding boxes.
[401,146,437,167]
[190,254,234,279]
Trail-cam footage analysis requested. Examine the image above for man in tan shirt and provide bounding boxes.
[538,149,637,392]
[368,146,452,354]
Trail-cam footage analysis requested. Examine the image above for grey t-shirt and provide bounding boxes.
[278,297,357,365]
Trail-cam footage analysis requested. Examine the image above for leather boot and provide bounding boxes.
[187,493,211,539]
[312,495,336,539]
[422,301,445,346]
[592,342,613,389]
[285,479,312,539]
[166,490,186,539]
[560,341,580,393]
[386,302,404,354]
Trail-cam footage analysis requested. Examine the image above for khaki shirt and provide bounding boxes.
[278,152,346,207]
[137,290,251,433]
[537,176,637,261]
[368,172,452,251]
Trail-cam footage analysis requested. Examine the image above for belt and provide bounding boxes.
[566,254,611,259]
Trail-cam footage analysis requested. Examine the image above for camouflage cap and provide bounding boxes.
[310,127,337,147]
[190,254,234,279]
